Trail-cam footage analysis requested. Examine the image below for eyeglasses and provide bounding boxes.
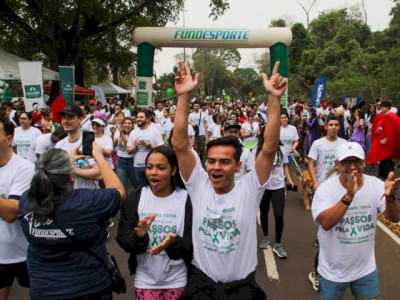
[225,129,239,134]
[92,123,103,127]
[339,158,364,167]
[19,117,28,120]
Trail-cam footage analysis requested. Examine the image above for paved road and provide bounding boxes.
[9,166,400,299]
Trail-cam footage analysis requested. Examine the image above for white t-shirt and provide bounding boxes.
[265,146,289,190]
[312,175,385,282]
[280,125,299,154]
[308,137,347,184]
[114,130,132,158]
[27,133,54,163]
[188,111,207,136]
[127,127,164,167]
[150,122,164,136]
[183,160,267,283]
[234,143,253,181]
[212,125,221,140]
[12,126,42,159]
[122,108,131,118]
[135,187,188,289]
[163,119,174,141]
[95,135,114,169]
[317,107,330,126]
[241,122,260,142]
[80,115,92,132]
[0,154,34,263]
[56,136,99,189]
[154,109,164,124]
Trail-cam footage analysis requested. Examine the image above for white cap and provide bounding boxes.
[336,142,365,161]
[92,118,105,126]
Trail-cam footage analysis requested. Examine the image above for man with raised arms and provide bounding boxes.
[173,61,286,299]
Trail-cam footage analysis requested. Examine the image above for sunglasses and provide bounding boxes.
[339,158,364,167]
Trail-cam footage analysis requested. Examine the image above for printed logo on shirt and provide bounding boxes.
[322,149,337,167]
[198,206,241,255]
[24,212,74,239]
[334,205,375,245]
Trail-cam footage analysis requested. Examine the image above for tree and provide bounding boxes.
[296,0,317,29]
[0,0,229,98]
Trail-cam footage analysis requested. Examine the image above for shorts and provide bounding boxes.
[135,287,185,300]
[319,269,379,300]
[194,135,205,148]
[0,261,30,289]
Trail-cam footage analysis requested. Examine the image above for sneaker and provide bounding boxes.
[315,239,319,247]
[308,272,320,291]
[260,236,270,249]
[273,245,288,258]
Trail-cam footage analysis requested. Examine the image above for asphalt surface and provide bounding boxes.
[9,164,400,300]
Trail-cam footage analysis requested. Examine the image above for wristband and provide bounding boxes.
[341,194,353,206]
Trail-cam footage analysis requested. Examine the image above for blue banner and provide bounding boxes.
[311,76,327,108]
[58,66,75,104]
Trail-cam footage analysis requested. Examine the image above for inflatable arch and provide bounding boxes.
[133,27,292,107]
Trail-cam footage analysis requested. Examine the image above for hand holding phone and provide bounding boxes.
[82,131,95,156]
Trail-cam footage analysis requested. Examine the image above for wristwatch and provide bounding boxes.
[341,194,353,206]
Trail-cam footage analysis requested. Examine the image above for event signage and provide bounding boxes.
[174,30,250,41]
[59,66,75,104]
[18,61,44,111]
[311,76,327,108]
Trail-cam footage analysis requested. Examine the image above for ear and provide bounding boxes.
[235,161,242,172]
[171,166,177,177]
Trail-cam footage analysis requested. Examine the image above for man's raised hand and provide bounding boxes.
[261,61,287,98]
[175,61,199,96]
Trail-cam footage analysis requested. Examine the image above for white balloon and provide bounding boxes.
[0,88,4,94]
[4,83,9,89]
[0,80,4,87]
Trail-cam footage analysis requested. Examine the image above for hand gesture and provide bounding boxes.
[384,172,400,197]
[345,170,359,197]
[261,61,287,98]
[175,61,199,96]
[69,143,85,162]
[149,233,177,256]
[134,214,156,238]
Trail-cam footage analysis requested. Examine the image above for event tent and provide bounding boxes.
[94,80,130,95]
[44,81,95,97]
[0,48,59,80]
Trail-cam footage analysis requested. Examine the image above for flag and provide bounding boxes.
[311,76,327,108]
[18,61,44,111]
[59,66,75,104]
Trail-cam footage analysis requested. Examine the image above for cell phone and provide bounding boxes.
[82,131,95,156]
[286,184,298,192]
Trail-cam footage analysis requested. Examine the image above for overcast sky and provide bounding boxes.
[149,0,395,75]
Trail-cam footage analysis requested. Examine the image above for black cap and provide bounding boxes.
[224,120,241,130]
[58,104,83,117]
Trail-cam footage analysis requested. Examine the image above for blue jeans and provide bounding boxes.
[134,166,147,189]
[116,157,135,191]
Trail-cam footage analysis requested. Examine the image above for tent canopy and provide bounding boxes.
[95,81,130,95]
[44,81,95,96]
[0,49,59,80]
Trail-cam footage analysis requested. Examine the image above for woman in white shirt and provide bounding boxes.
[279,110,299,165]
[12,112,42,159]
[117,145,192,300]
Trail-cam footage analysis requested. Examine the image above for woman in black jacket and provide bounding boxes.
[117,145,192,300]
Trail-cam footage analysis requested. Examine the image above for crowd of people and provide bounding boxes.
[0,61,399,300]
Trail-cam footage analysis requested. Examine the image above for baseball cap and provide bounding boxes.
[336,142,365,161]
[58,104,83,117]
[92,118,105,126]
[224,120,241,130]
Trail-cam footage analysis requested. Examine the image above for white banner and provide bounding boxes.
[91,85,106,105]
[18,61,44,111]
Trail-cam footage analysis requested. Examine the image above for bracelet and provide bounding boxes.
[341,194,353,206]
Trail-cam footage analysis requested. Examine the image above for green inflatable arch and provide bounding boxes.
[133,27,292,107]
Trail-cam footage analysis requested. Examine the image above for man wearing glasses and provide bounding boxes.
[311,142,400,299]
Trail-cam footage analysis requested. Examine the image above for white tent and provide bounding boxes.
[0,48,59,80]
[95,80,130,95]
